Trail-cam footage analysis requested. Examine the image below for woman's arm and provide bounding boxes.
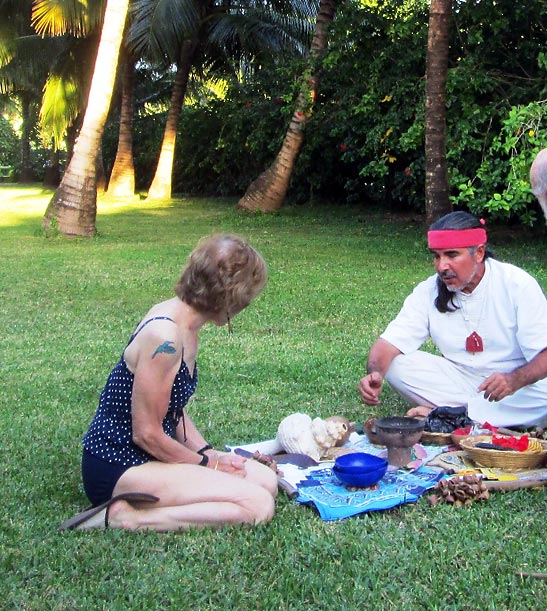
[176,408,209,451]
[130,329,204,465]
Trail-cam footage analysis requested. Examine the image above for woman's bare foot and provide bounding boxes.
[107,499,138,529]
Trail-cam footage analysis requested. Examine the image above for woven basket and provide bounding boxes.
[460,434,547,470]
[420,431,453,446]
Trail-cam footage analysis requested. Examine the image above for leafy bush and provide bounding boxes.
[451,101,547,226]
[0,116,18,166]
[171,65,302,197]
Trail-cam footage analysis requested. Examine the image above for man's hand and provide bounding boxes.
[478,372,516,402]
[358,372,384,405]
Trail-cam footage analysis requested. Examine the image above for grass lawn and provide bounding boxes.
[1,184,546,610]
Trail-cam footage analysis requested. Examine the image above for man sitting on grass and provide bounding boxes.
[358,211,547,428]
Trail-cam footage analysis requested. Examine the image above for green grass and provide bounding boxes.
[1,185,546,610]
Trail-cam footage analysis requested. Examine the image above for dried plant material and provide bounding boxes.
[427,475,490,506]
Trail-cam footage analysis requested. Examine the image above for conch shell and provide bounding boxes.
[275,413,350,461]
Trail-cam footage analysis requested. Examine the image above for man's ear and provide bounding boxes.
[475,243,486,262]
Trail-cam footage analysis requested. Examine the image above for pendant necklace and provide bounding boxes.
[457,280,488,354]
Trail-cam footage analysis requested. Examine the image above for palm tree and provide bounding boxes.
[424,0,451,224]
[127,0,200,201]
[0,0,48,182]
[146,39,198,200]
[129,0,316,202]
[105,48,136,198]
[41,0,130,236]
[237,0,336,212]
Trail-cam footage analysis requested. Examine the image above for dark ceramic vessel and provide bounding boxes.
[365,416,425,467]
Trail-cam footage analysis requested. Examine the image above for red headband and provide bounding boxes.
[427,228,487,249]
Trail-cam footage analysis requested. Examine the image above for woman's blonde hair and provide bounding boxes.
[174,235,268,314]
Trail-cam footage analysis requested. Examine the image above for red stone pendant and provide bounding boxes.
[465,331,483,353]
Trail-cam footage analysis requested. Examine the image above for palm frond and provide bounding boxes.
[40,72,79,148]
[0,34,58,95]
[31,0,105,37]
[127,0,200,63]
[208,10,314,58]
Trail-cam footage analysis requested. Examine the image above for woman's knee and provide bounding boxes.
[244,460,279,497]
[245,486,275,525]
[260,467,279,498]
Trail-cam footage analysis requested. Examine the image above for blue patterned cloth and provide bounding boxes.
[294,464,446,521]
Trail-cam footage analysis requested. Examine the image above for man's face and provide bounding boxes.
[431,244,486,294]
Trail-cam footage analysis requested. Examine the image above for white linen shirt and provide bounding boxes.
[380,258,547,376]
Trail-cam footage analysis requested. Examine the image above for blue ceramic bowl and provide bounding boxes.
[332,464,387,488]
[334,452,388,474]
[332,453,388,487]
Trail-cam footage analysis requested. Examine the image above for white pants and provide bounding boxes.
[385,351,547,428]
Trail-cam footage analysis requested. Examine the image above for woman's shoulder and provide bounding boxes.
[124,311,182,371]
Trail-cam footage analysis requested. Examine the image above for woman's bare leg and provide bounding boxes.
[109,459,277,531]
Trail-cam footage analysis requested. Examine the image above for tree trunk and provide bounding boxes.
[43,143,60,187]
[19,93,35,183]
[96,147,107,192]
[106,50,136,198]
[146,40,196,201]
[42,0,129,237]
[424,0,452,225]
[237,0,337,212]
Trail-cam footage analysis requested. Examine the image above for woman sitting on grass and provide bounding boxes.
[61,234,277,531]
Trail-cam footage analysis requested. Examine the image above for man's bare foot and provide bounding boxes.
[406,405,433,419]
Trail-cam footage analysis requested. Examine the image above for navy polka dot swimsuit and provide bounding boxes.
[81,317,197,504]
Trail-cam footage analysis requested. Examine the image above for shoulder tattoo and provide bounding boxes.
[152,341,177,359]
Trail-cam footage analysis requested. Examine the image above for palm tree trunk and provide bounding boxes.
[237,0,337,212]
[146,40,196,201]
[42,0,129,237]
[19,93,35,183]
[96,147,107,192]
[425,0,452,225]
[43,142,60,187]
[106,50,136,197]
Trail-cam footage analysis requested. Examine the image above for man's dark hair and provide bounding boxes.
[430,211,495,313]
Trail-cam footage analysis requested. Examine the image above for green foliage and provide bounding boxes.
[7,0,547,226]
[442,0,547,224]
[31,0,106,38]
[172,91,289,196]
[109,59,305,195]
[451,101,547,226]
[1,187,546,609]
[139,0,547,224]
[0,114,18,165]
